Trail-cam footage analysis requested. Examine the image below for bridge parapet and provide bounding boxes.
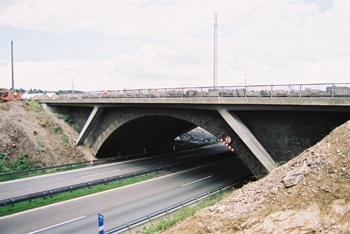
[56,83,350,99]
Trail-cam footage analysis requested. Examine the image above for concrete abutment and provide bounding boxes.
[44,105,350,176]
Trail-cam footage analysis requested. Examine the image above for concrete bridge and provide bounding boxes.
[39,83,350,175]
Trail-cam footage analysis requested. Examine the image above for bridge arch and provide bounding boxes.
[90,108,228,158]
[95,115,196,157]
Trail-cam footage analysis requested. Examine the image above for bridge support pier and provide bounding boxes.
[75,107,104,145]
[218,108,276,172]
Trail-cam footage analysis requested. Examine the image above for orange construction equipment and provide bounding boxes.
[0,90,22,101]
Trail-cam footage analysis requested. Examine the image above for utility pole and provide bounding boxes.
[213,13,218,88]
[11,41,14,100]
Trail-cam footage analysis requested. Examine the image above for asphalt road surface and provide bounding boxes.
[0,145,251,234]
[0,144,230,200]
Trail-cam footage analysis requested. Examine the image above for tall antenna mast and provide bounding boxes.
[213,13,218,88]
[11,41,14,100]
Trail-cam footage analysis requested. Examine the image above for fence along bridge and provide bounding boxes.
[39,83,350,176]
[56,83,350,99]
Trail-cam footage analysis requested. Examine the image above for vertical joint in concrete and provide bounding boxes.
[218,108,276,172]
[41,103,60,114]
[75,107,104,145]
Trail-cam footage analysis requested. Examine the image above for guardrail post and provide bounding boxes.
[332,83,334,97]
[299,84,302,97]
[270,85,273,98]
[201,87,203,98]
[221,86,223,98]
[182,88,184,98]
[165,88,167,98]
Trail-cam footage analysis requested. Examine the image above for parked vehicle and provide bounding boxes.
[0,90,22,101]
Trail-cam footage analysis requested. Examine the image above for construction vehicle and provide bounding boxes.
[0,90,22,101]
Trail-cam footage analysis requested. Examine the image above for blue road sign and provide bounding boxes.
[98,213,104,234]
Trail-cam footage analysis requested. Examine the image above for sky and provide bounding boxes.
[0,0,349,91]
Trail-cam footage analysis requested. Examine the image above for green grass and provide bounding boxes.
[36,140,44,147]
[139,189,232,234]
[0,154,38,174]
[0,164,86,182]
[27,100,42,111]
[54,126,62,133]
[64,114,74,123]
[61,134,69,143]
[0,172,159,217]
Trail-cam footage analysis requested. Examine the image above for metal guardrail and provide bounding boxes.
[0,152,149,179]
[57,83,350,99]
[0,143,206,179]
[0,147,229,207]
[0,162,181,207]
[105,179,247,234]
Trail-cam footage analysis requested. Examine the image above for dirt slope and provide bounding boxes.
[160,120,350,233]
[0,101,89,171]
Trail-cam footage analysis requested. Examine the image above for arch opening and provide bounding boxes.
[95,116,197,158]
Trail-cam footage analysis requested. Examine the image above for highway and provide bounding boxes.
[0,144,229,200]
[0,144,251,234]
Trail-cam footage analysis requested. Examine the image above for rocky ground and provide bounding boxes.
[160,120,350,233]
[0,101,89,170]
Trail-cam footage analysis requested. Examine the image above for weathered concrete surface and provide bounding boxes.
[39,97,350,111]
[218,109,276,172]
[90,107,266,175]
[234,111,350,163]
[75,107,104,145]
[39,97,350,176]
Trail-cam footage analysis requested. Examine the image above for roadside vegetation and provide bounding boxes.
[0,163,85,182]
[0,172,159,217]
[138,188,232,234]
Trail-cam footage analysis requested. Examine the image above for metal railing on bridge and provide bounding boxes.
[57,83,350,99]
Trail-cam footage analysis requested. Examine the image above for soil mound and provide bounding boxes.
[0,101,89,171]
[161,120,350,233]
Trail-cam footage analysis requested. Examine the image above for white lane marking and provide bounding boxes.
[181,175,212,187]
[27,216,85,234]
[0,158,234,220]
[80,169,120,178]
[177,154,197,159]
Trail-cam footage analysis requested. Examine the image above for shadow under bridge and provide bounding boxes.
[96,116,196,158]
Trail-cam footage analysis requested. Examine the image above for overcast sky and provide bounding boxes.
[0,0,348,91]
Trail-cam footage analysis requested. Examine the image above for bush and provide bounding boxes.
[64,114,74,124]
[36,140,44,147]
[0,153,37,173]
[54,126,62,134]
[61,134,69,143]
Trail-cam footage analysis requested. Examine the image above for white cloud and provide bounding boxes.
[0,0,349,91]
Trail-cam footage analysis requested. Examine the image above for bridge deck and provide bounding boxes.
[39,97,350,111]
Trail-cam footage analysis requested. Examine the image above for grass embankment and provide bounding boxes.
[138,189,232,234]
[0,155,86,182]
[0,172,158,217]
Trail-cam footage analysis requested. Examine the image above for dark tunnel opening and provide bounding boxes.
[95,116,197,158]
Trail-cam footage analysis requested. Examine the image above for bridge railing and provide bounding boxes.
[57,83,350,99]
